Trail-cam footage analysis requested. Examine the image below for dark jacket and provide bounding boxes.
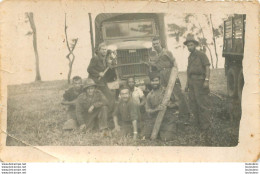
[87,55,107,85]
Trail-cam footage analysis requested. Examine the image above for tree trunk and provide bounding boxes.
[67,61,73,84]
[26,12,41,81]
[65,13,78,84]
[210,14,219,68]
[198,21,215,69]
[88,13,95,57]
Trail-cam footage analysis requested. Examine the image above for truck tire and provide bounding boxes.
[237,68,244,101]
[227,66,239,98]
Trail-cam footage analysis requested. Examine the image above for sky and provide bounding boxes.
[1,4,230,85]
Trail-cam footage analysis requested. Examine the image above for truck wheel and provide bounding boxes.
[227,66,239,98]
[237,69,244,101]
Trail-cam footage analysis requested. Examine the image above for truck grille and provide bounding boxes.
[116,49,150,79]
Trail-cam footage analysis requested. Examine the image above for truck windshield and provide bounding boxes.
[103,20,155,39]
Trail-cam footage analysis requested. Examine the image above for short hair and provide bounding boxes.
[119,84,130,93]
[72,76,82,82]
[127,76,135,82]
[152,36,160,42]
[98,42,107,51]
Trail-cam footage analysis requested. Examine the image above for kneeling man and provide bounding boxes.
[76,78,109,132]
[113,85,139,140]
[142,72,180,141]
[62,76,83,130]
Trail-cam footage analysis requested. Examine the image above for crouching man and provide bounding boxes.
[62,76,83,130]
[113,85,139,140]
[142,72,180,141]
[76,78,109,133]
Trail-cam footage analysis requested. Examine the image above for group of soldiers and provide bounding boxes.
[61,34,213,145]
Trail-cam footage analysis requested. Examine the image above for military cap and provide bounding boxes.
[183,33,199,46]
[83,78,96,89]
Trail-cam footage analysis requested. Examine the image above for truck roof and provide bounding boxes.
[94,13,167,49]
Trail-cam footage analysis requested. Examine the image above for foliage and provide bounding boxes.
[168,23,187,42]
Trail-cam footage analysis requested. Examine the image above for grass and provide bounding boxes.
[6,68,241,146]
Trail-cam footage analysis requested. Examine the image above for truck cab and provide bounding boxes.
[94,13,167,89]
[223,14,246,100]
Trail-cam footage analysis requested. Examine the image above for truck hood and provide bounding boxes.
[106,40,152,50]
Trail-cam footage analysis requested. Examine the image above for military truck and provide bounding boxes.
[94,13,167,89]
[223,14,246,101]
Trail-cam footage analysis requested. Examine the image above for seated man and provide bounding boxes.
[142,72,180,141]
[62,76,83,130]
[113,85,139,140]
[76,78,109,133]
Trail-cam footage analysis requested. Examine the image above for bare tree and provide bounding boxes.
[88,13,95,58]
[209,14,219,68]
[197,21,215,69]
[65,13,78,84]
[25,12,41,81]
[184,14,215,69]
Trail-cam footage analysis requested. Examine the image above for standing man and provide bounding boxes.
[142,72,180,141]
[113,85,139,140]
[62,76,83,130]
[184,34,212,145]
[76,78,109,133]
[87,43,115,111]
[148,36,179,88]
[147,36,189,119]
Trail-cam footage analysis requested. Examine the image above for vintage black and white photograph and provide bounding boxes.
[0,1,258,163]
[3,10,248,147]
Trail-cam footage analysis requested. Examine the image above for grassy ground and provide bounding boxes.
[6,68,241,146]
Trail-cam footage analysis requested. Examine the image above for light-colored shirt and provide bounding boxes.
[131,86,144,105]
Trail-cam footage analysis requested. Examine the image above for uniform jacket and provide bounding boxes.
[187,50,210,77]
[87,55,107,85]
[76,89,108,125]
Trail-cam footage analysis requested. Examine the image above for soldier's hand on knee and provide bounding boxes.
[88,105,95,113]
[99,72,105,77]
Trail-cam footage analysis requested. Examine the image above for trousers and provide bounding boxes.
[188,78,212,130]
[84,106,108,131]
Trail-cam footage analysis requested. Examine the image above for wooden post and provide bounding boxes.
[88,13,95,58]
[150,67,178,140]
[26,12,41,81]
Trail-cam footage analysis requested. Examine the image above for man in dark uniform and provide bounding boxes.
[184,34,212,145]
[142,72,180,141]
[62,76,83,130]
[76,78,109,133]
[147,37,179,87]
[146,36,189,120]
[87,43,115,111]
[113,85,139,140]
